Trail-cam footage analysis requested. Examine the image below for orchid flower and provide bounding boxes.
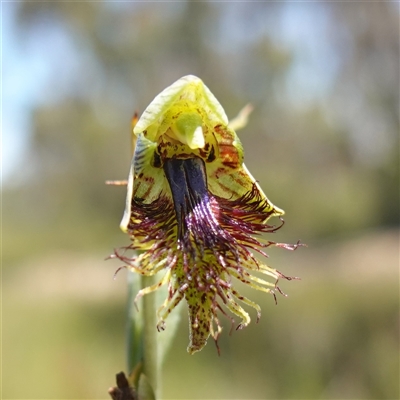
[115,75,300,354]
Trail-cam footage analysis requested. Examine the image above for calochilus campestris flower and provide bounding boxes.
[114,75,301,354]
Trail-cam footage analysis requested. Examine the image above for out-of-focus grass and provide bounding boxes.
[3,229,398,399]
[3,254,126,399]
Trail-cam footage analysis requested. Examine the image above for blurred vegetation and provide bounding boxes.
[3,2,399,399]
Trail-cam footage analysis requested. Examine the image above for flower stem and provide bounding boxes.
[127,270,143,374]
[141,275,160,398]
[126,272,160,398]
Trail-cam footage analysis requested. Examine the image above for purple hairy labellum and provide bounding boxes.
[112,75,302,354]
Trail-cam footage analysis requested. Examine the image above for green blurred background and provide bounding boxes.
[3,2,399,399]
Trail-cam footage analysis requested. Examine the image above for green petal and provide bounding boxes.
[185,286,214,355]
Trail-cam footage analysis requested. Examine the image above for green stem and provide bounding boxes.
[127,270,143,373]
[127,271,160,398]
[141,275,160,398]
